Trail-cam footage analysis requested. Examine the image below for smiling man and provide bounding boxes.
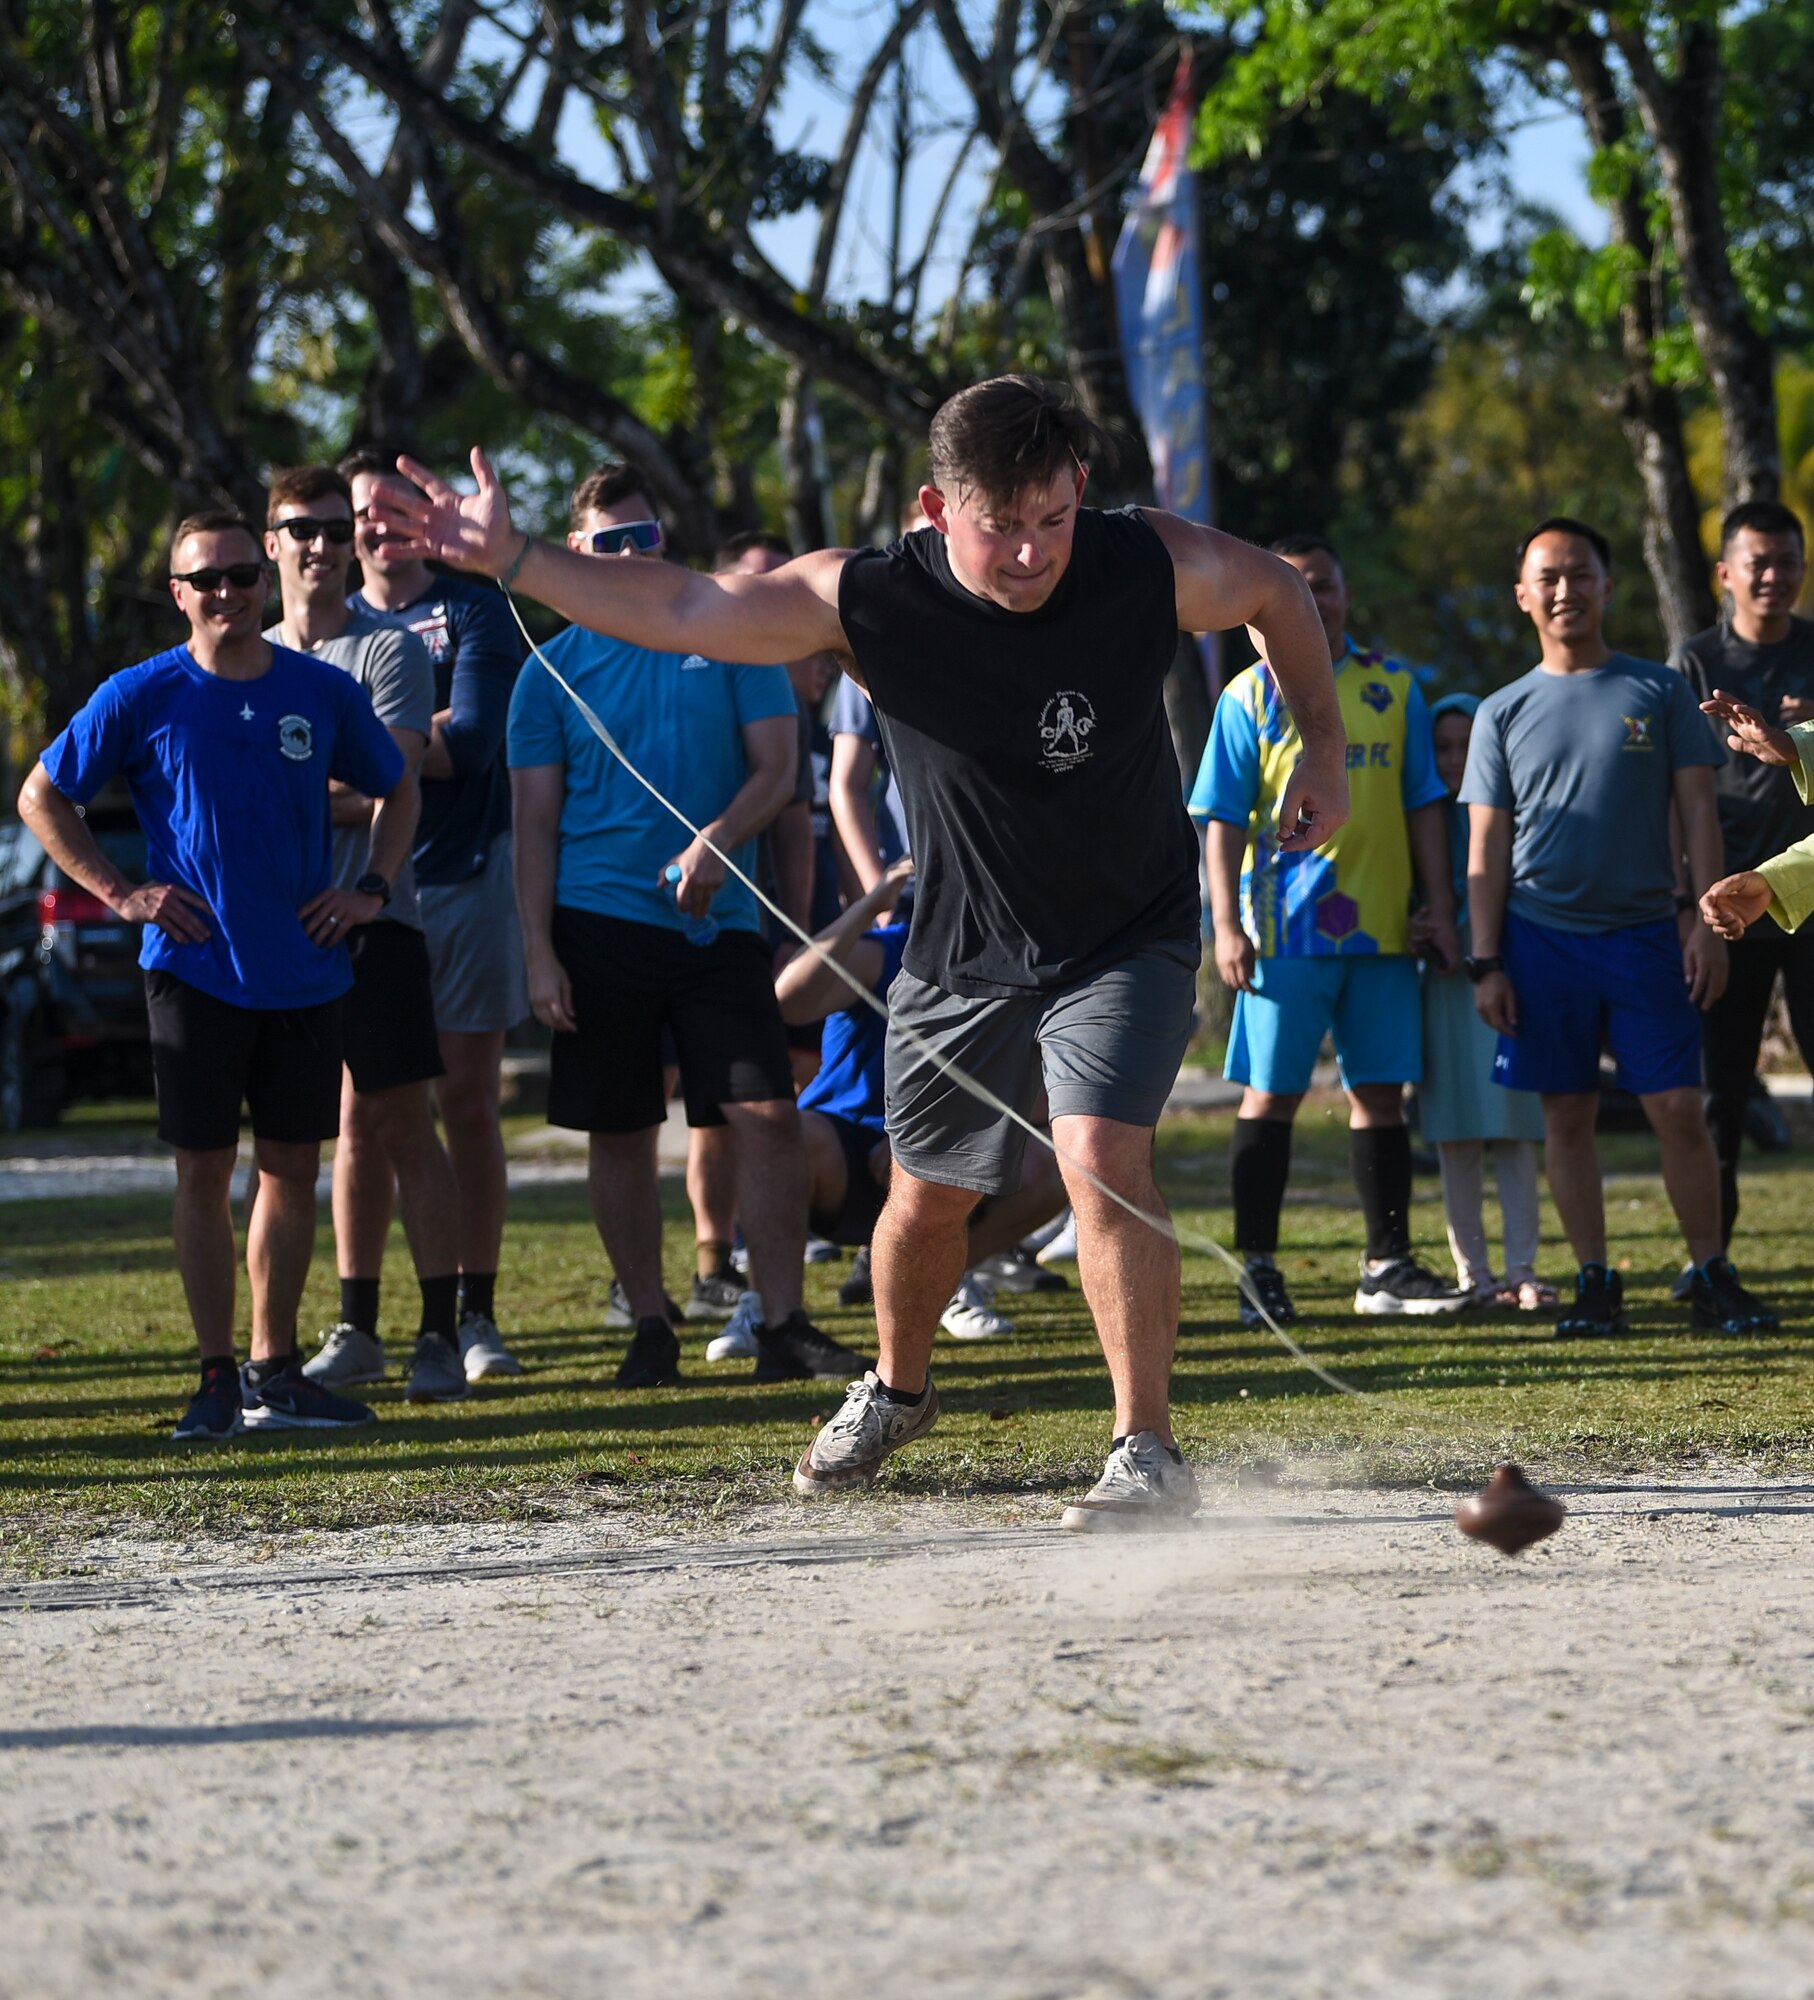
[16,512,416,1440]
[380,374,1346,1531]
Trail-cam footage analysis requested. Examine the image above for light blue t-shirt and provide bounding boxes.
[1460,652,1724,934]
[40,644,404,1009]
[506,628,794,935]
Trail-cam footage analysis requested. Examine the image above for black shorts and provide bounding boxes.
[806,1110,891,1246]
[344,920,444,1095]
[548,908,795,1133]
[146,969,343,1152]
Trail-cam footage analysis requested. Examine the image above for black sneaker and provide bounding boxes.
[1353,1257,1467,1316]
[1238,1259,1296,1329]
[837,1244,874,1308]
[973,1246,1069,1294]
[1556,1263,1626,1338]
[241,1357,377,1430]
[754,1312,871,1383]
[1688,1257,1780,1334]
[686,1272,743,1320]
[616,1317,682,1389]
[172,1368,244,1441]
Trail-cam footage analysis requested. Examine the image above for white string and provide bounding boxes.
[503,587,1380,1407]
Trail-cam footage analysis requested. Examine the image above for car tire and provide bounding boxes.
[0,1005,23,1134]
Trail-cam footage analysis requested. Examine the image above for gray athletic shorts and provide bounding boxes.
[417,832,530,1036]
[884,936,1199,1196]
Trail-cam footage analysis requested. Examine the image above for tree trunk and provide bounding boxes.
[778,367,833,552]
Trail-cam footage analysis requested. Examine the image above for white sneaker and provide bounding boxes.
[804,1235,840,1265]
[302,1324,387,1386]
[939,1274,1014,1341]
[706,1290,764,1362]
[1060,1431,1200,1534]
[457,1312,523,1381]
[1034,1209,1078,1267]
[793,1371,939,1495]
[1022,1209,1071,1254]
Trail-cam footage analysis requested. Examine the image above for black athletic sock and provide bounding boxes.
[1230,1118,1293,1256]
[243,1353,289,1389]
[200,1354,237,1387]
[418,1274,460,1343]
[1351,1124,1413,1263]
[1110,1433,1185,1463]
[878,1376,930,1406]
[696,1239,734,1283]
[340,1276,381,1336]
[460,1271,497,1322]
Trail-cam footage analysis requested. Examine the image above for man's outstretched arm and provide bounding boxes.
[380,449,855,674]
[1145,512,1346,850]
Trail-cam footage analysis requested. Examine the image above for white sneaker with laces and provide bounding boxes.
[939,1274,1014,1341]
[706,1290,764,1362]
[793,1371,939,1495]
[1034,1210,1078,1267]
[1060,1431,1200,1534]
[302,1324,387,1387]
[458,1312,523,1381]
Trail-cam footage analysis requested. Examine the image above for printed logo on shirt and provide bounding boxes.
[680,655,713,671]
[1359,682,1392,714]
[278,714,314,762]
[1621,713,1655,751]
[407,607,452,663]
[1038,690,1096,771]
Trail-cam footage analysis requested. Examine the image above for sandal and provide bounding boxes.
[1506,1279,1558,1312]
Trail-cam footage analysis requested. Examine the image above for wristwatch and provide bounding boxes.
[1463,954,1503,984]
[354,871,392,907]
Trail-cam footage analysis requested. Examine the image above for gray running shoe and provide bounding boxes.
[793,1371,939,1496]
[605,1280,685,1330]
[302,1323,387,1387]
[457,1312,523,1380]
[686,1272,744,1319]
[1060,1431,1201,1534]
[406,1333,471,1403]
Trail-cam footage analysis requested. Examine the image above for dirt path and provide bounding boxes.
[6,1474,1814,1998]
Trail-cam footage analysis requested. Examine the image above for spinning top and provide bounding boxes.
[1453,1463,1565,1556]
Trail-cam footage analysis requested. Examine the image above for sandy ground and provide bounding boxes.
[6,1473,1814,1998]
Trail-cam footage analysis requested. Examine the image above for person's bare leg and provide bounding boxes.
[686,1123,739,1275]
[1541,1091,1606,1267]
[434,1027,507,1277]
[363,1081,462,1282]
[585,1127,667,1321]
[1641,1085,1724,1266]
[333,1072,397,1280]
[1053,1114,1177,1443]
[721,1098,808,1322]
[172,1146,239,1361]
[799,1110,849,1233]
[871,1168,979,1393]
[246,1138,322,1362]
[966,1146,1067,1263]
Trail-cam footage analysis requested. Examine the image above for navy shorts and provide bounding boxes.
[1494,909,1700,1097]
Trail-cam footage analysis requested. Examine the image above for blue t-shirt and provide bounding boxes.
[350,573,525,887]
[1461,653,1724,934]
[798,925,908,1134]
[39,645,405,1009]
[506,627,795,936]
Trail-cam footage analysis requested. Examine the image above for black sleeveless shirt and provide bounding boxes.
[837,506,1200,996]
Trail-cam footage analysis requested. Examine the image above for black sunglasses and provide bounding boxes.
[171,562,267,592]
[589,520,664,555]
[273,516,356,546]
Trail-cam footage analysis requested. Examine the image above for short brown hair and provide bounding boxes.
[170,510,259,569]
[266,464,351,525]
[713,528,793,571]
[926,375,1103,509]
[337,444,408,486]
[571,465,656,531]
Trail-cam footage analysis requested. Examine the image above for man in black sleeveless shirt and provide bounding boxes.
[383,377,1347,1531]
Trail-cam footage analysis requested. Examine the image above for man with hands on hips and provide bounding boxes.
[16,510,418,1441]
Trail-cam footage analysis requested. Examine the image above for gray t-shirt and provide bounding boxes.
[1461,652,1724,934]
[264,606,433,928]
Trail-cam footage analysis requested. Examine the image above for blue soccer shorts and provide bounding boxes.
[1225,953,1423,1095]
[1494,908,1700,1097]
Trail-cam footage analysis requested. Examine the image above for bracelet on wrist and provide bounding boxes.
[498,533,533,590]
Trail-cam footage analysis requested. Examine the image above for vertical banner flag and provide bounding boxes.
[1112,55,1211,533]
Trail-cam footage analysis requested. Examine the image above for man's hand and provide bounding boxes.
[1277,752,1350,852]
[298,885,384,947]
[664,836,727,917]
[117,881,212,944]
[1700,688,1798,767]
[1214,921,1256,994]
[1422,913,1461,975]
[1473,968,1518,1035]
[867,855,915,918]
[379,447,518,577]
[1680,912,1729,1008]
[1700,870,1773,942]
[526,949,577,1033]
[1778,692,1814,726]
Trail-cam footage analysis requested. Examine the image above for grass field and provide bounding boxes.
[6,1091,1814,1550]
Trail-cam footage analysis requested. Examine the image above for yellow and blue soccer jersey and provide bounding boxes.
[1190,645,1446,956]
